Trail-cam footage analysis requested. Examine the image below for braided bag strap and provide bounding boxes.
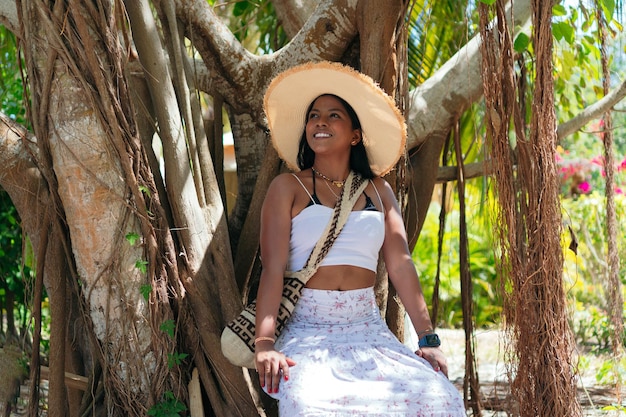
[285,171,369,281]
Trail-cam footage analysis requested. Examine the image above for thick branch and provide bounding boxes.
[178,0,358,116]
[437,161,492,183]
[270,0,358,70]
[271,0,316,38]
[0,113,32,175]
[436,75,626,181]
[173,0,255,70]
[557,77,626,140]
[0,113,48,245]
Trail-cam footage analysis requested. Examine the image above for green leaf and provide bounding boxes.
[552,21,575,44]
[167,352,189,369]
[560,49,576,80]
[478,0,496,5]
[140,284,152,301]
[513,32,530,53]
[135,259,148,274]
[139,185,151,197]
[147,391,187,417]
[160,319,176,339]
[552,4,567,17]
[125,232,140,246]
[232,1,249,17]
[599,0,615,21]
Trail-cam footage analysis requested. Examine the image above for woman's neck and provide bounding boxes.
[311,163,350,183]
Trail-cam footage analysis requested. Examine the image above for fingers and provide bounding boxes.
[256,355,295,394]
[256,365,275,391]
[416,348,449,378]
[269,362,287,393]
[439,362,449,378]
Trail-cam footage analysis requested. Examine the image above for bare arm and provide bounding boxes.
[377,178,448,376]
[254,174,297,392]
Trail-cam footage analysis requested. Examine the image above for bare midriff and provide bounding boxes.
[304,265,376,291]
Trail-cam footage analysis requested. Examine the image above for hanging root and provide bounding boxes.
[478,1,582,415]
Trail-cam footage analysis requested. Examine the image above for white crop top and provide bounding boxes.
[288,175,385,272]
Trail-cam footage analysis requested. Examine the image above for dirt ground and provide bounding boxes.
[433,328,626,417]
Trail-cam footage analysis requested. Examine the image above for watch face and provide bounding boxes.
[426,334,440,345]
[419,333,441,347]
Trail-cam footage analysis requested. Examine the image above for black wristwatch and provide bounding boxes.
[418,333,441,348]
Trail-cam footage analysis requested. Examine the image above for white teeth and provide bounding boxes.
[314,133,331,138]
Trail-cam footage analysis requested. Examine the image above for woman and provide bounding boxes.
[255,61,465,416]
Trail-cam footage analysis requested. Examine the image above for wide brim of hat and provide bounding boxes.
[263,61,407,176]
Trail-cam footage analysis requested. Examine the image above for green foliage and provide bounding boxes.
[513,32,531,53]
[135,259,148,274]
[125,232,141,246]
[0,28,26,124]
[595,356,626,386]
[553,21,576,43]
[551,0,624,122]
[147,391,187,417]
[211,0,287,54]
[167,352,189,369]
[407,1,478,87]
[160,319,176,339]
[0,191,24,287]
[138,185,151,197]
[140,284,152,301]
[413,180,500,329]
[562,192,626,364]
[602,404,626,412]
[571,304,625,352]
[562,193,626,289]
[0,189,33,340]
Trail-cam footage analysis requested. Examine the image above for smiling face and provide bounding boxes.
[304,95,362,157]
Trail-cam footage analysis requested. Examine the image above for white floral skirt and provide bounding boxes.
[267,287,466,416]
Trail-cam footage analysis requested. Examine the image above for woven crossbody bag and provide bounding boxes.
[221,171,368,369]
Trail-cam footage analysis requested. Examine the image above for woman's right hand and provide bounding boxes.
[255,343,296,394]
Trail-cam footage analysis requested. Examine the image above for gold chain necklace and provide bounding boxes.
[312,167,345,188]
[322,177,340,200]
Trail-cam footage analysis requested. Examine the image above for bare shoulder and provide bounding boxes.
[263,172,308,212]
[369,176,391,190]
[266,173,297,199]
[269,172,296,186]
[369,176,397,202]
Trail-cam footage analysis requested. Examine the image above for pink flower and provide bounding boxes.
[591,156,604,167]
[616,187,623,195]
[578,182,591,193]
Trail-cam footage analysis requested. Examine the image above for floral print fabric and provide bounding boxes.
[267,287,466,416]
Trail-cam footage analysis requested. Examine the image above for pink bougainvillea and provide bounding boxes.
[577,181,591,194]
[555,143,626,198]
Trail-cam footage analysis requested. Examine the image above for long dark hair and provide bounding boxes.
[297,94,375,179]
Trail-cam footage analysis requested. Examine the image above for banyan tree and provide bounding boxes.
[0,0,623,416]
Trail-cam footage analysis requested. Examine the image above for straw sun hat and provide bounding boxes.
[263,61,407,176]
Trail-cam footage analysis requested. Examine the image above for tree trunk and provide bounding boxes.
[357,0,408,337]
